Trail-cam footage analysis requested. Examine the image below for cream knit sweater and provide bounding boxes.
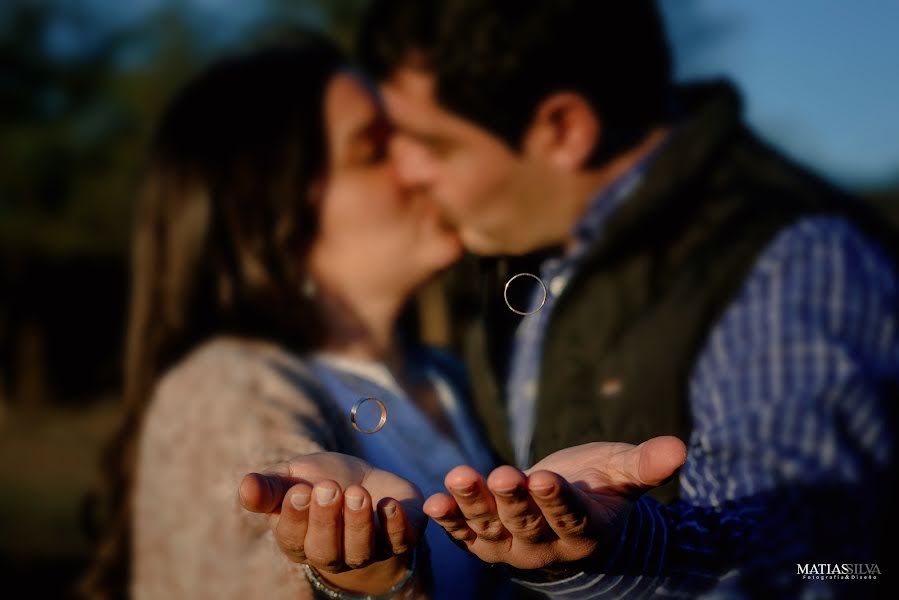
[131,336,392,599]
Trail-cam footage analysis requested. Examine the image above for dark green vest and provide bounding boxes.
[465,83,873,503]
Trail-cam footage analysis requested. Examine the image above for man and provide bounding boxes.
[353,0,898,597]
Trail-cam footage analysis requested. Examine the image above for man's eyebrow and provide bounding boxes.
[392,121,448,147]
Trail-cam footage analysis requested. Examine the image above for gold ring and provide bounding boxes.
[350,397,388,434]
[503,273,548,316]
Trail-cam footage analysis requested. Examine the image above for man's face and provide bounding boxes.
[382,67,560,256]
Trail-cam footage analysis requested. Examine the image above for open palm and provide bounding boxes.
[526,439,683,524]
[423,436,687,569]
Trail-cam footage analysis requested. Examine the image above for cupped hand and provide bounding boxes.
[423,436,686,570]
[239,452,425,592]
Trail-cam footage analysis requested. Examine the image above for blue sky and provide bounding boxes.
[26,0,899,190]
[659,0,899,189]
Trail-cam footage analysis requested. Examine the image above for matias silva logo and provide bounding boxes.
[797,564,880,580]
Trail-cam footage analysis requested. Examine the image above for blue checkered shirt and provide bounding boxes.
[506,171,898,597]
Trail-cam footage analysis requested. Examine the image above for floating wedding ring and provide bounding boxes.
[350,397,388,434]
[503,273,548,316]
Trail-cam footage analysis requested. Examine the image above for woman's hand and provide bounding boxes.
[239,452,425,594]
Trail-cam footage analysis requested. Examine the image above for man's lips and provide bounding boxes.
[417,195,459,232]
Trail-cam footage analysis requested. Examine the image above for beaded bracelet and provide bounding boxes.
[302,548,418,600]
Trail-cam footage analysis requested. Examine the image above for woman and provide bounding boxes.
[81,37,502,599]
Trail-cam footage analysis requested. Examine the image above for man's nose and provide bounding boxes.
[390,137,436,191]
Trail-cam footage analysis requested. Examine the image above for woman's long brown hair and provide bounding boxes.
[80,38,347,599]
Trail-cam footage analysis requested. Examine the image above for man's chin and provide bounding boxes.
[461,228,538,257]
[434,237,464,269]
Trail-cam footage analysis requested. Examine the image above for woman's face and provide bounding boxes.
[306,72,462,302]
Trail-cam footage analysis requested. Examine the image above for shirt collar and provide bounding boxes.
[570,132,672,257]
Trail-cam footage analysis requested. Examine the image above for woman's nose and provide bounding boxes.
[390,136,436,191]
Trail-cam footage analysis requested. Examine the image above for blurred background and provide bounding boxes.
[1,0,897,596]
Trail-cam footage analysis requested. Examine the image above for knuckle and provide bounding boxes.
[519,529,550,545]
[464,506,492,521]
[436,519,466,534]
[304,549,340,570]
[390,541,411,555]
[302,547,324,564]
[474,520,507,543]
[543,497,573,516]
[309,513,338,530]
[343,519,371,535]
[507,510,542,531]
[275,531,305,555]
[343,554,370,569]
[516,521,550,544]
[384,518,406,533]
[555,513,589,536]
[446,527,475,543]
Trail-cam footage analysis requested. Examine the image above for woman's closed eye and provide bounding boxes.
[349,118,392,165]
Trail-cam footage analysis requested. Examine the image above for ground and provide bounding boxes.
[0,398,122,598]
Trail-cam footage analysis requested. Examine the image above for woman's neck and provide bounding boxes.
[313,283,454,438]
[314,285,409,377]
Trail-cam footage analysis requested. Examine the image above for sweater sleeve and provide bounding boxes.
[130,339,336,600]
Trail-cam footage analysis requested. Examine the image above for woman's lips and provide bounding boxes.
[421,197,457,230]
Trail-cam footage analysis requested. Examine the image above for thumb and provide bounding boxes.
[238,472,291,514]
[620,435,687,489]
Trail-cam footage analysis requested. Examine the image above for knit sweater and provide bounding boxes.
[131,336,406,599]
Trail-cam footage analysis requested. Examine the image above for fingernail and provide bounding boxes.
[451,485,477,497]
[383,502,397,518]
[315,486,337,506]
[493,486,517,498]
[346,494,364,511]
[530,485,554,498]
[290,491,311,510]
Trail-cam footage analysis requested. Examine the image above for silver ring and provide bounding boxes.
[503,273,547,316]
[350,397,387,434]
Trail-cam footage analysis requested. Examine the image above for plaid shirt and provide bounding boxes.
[507,171,898,597]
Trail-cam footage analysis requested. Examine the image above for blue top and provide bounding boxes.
[506,167,898,595]
[310,349,502,600]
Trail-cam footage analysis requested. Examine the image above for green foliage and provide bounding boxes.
[0,0,366,259]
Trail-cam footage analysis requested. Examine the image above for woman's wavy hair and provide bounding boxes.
[79,36,347,599]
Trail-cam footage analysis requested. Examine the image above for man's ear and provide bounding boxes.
[522,92,600,170]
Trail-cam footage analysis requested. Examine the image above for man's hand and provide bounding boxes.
[423,436,686,570]
[239,452,425,593]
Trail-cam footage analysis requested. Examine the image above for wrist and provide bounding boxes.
[320,552,413,594]
[509,504,635,583]
[304,548,417,599]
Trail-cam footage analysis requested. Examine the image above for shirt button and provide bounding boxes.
[549,275,568,296]
[599,378,624,397]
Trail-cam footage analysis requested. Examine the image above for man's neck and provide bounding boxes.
[564,126,671,253]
